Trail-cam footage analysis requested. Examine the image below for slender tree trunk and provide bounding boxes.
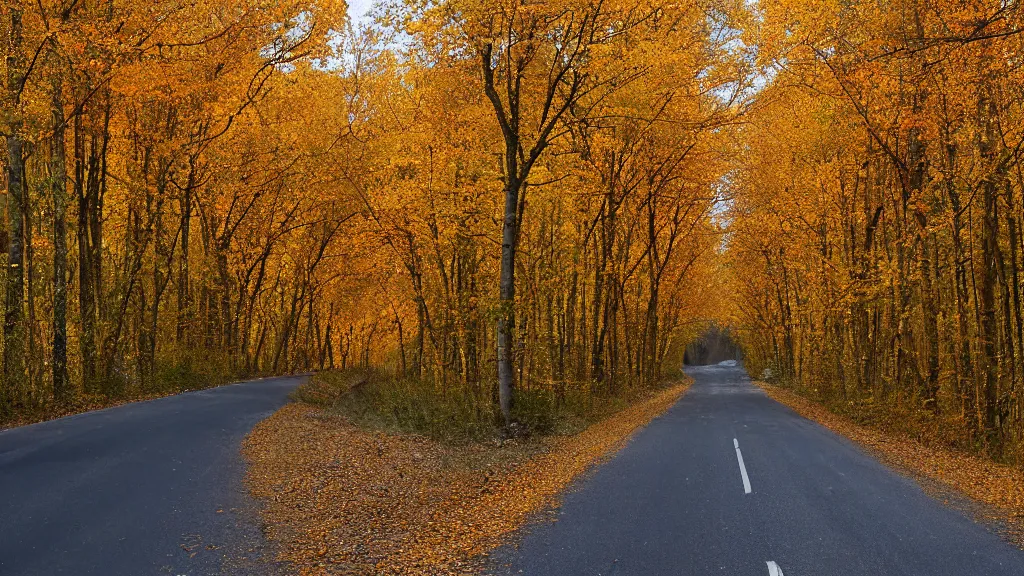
[4,4,27,407]
[395,312,407,376]
[979,85,1001,445]
[51,67,70,403]
[177,166,193,345]
[496,177,520,425]
[75,114,98,392]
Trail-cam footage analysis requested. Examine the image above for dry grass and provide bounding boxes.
[294,368,669,443]
[242,378,691,575]
[757,381,1024,547]
[1,352,245,430]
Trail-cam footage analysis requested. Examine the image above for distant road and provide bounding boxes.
[490,363,1024,575]
[0,375,303,576]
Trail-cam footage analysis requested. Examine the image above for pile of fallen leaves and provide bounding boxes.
[243,381,691,575]
[757,382,1024,546]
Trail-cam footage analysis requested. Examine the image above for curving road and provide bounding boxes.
[0,375,303,576]
[5,365,1024,576]
[489,363,1024,576]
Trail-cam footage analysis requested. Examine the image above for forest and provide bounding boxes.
[730,0,1024,464]
[0,0,743,427]
[1,0,1022,462]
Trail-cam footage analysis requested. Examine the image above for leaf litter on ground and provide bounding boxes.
[243,379,692,575]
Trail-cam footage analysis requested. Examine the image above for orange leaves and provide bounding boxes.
[243,379,692,574]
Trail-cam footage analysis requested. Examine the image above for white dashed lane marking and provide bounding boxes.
[733,437,752,494]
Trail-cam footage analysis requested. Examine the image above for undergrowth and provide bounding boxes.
[764,376,1022,466]
[293,367,678,443]
[1,349,255,429]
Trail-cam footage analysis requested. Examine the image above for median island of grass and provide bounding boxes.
[243,369,691,575]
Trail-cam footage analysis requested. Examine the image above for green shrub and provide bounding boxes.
[148,350,240,395]
[296,368,678,443]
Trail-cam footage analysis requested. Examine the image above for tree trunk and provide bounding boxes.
[4,4,27,407]
[978,86,1001,445]
[51,66,70,403]
[496,178,520,425]
[177,164,194,345]
[75,114,98,392]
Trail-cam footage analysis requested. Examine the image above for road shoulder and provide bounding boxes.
[756,381,1024,549]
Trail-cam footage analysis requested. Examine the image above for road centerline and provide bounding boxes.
[489,364,1024,575]
[733,437,752,494]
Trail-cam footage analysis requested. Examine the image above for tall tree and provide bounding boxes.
[4,0,28,409]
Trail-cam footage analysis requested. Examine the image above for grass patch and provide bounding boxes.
[244,376,692,574]
[763,377,1014,463]
[1,350,255,430]
[148,351,240,395]
[293,368,677,443]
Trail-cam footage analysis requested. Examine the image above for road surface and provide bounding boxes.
[0,375,303,576]
[489,363,1024,575]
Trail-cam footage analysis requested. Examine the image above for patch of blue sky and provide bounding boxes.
[349,0,375,24]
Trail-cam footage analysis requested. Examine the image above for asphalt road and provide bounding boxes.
[489,363,1024,576]
[0,375,303,576]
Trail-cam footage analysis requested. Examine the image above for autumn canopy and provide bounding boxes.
[2,0,1023,459]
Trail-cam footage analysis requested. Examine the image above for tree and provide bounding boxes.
[4,0,28,410]
[731,0,1024,457]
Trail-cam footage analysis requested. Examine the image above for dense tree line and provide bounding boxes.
[0,0,350,415]
[1,0,748,422]
[340,0,748,422]
[729,0,1024,460]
